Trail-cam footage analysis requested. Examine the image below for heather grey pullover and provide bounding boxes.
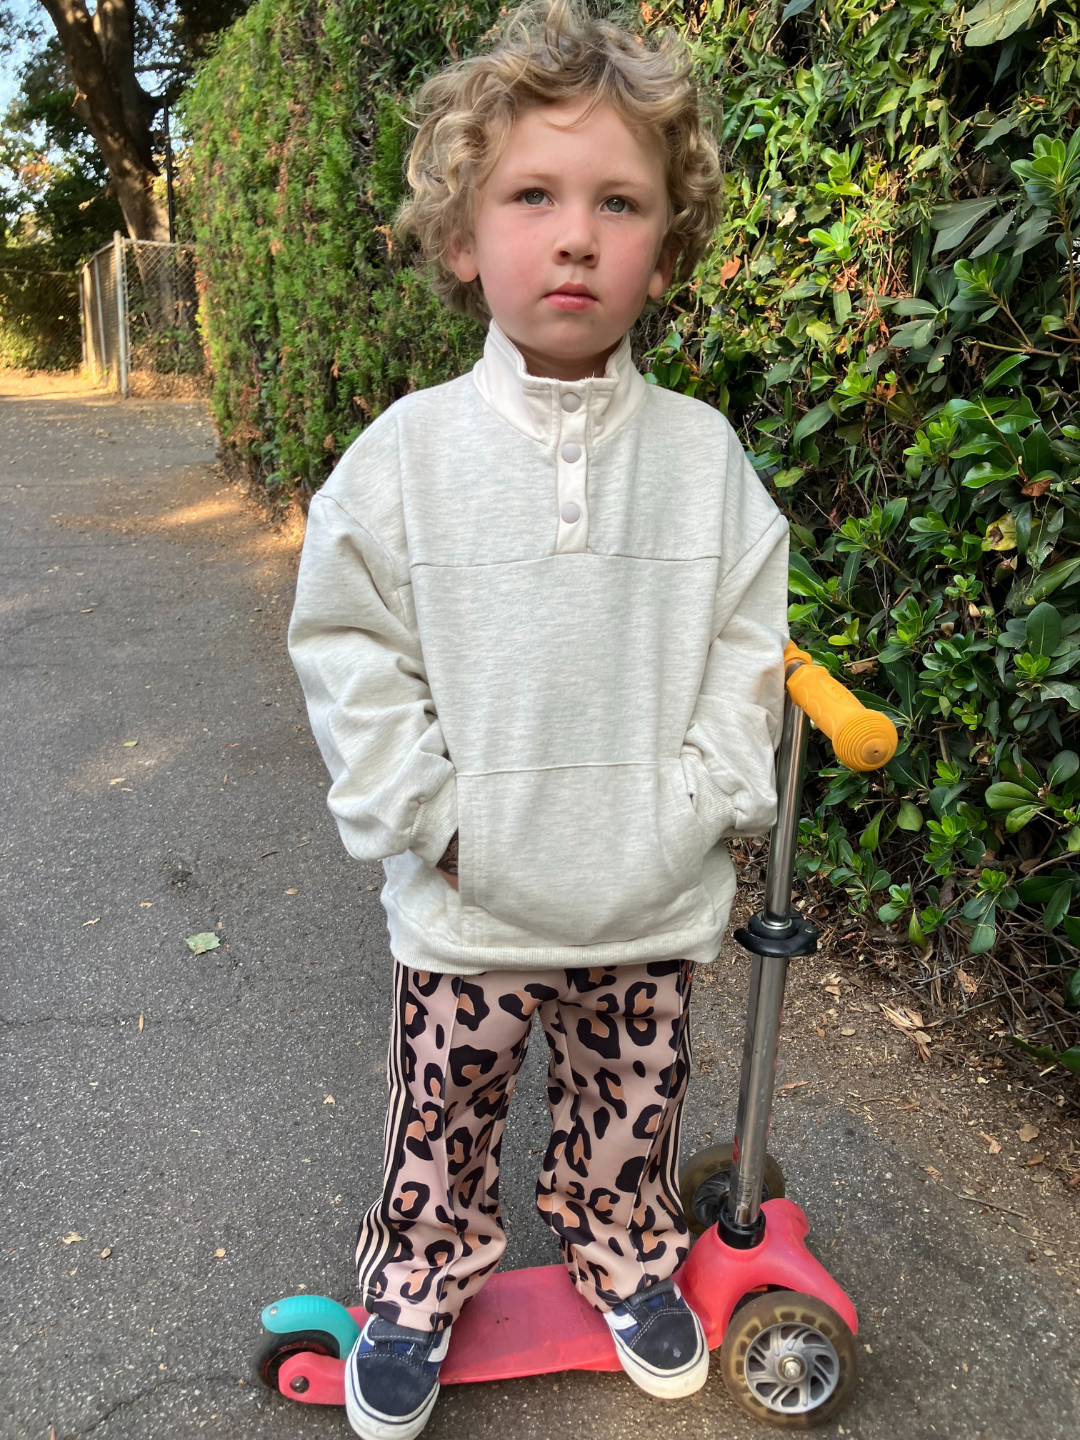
[287,320,790,974]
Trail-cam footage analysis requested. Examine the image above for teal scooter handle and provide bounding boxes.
[260,1294,361,1357]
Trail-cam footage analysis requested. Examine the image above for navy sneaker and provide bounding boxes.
[603,1277,709,1399]
[344,1315,451,1440]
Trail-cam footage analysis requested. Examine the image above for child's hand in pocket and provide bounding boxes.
[436,830,459,891]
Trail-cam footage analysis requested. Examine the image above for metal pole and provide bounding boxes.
[113,231,128,397]
[93,251,107,384]
[763,702,811,925]
[730,953,789,1228]
[78,264,87,375]
[724,679,814,1243]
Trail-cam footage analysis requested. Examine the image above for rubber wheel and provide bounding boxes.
[253,1328,340,1391]
[679,1142,786,1236]
[719,1291,857,1428]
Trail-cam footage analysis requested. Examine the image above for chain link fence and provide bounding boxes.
[0,266,81,370]
[80,233,206,396]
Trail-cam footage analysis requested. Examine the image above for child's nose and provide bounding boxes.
[555,208,599,264]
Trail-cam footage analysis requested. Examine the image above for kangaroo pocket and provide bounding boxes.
[457,759,707,946]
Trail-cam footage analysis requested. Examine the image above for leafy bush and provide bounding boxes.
[179,0,501,496]
[648,0,1079,1072]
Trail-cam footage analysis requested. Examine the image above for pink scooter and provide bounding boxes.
[256,643,896,1426]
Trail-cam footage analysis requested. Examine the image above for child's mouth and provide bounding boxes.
[546,286,598,311]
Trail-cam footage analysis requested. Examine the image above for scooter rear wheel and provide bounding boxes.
[254,1329,340,1391]
[719,1290,856,1427]
[679,1142,786,1236]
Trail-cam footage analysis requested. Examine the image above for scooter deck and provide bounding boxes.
[276,1198,857,1402]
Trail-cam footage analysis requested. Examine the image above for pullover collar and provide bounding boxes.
[471,317,646,449]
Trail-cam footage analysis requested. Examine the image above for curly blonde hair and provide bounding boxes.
[394,0,721,322]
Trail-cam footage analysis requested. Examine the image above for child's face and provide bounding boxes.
[449,98,676,381]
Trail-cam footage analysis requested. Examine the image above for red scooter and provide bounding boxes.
[256,642,896,1426]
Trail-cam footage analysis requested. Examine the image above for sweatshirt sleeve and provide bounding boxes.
[287,488,458,866]
[680,445,790,846]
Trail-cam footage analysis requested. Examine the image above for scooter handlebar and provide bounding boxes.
[783,641,897,772]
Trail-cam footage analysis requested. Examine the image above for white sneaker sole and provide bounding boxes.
[344,1337,441,1440]
[609,1322,710,1400]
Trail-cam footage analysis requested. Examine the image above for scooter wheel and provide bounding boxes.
[253,1329,341,1391]
[679,1142,785,1236]
[719,1290,856,1427]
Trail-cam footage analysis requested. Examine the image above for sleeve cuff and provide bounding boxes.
[681,750,738,847]
[409,770,459,865]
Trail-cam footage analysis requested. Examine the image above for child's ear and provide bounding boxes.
[447,234,480,284]
[647,238,679,300]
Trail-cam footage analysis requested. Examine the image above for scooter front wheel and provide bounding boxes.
[719,1290,856,1428]
[679,1142,786,1236]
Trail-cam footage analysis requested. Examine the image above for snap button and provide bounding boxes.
[561,442,582,463]
[561,392,581,412]
[560,501,581,523]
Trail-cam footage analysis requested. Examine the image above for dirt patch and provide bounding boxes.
[694,893,1080,1296]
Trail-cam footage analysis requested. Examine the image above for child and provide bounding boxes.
[287,3,789,1436]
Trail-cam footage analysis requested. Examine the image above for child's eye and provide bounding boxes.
[518,189,549,206]
[603,196,634,214]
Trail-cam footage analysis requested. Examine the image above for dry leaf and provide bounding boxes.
[718,255,742,287]
[980,1132,1001,1154]
[1023,1154,1045,1168]
[214,1247,226,1258]
[778,1080,809,1091]
[61,1232,84,1245]
[108,777,126,786]
[285,888,298,895]
[956,967,978,996]
[824,984,842,997]
[324,1095,336,1105]
[138,1014,145,1032]
[1018,1124,1040,1143]
[82,917,100,927]
[841,1026,856,1037]
[924,1165,942,1179]
[122,739,138,747]
[100,1248,111,1258]
[140,901,153,908]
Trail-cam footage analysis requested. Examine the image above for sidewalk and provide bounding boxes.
[1,373,1077,1439]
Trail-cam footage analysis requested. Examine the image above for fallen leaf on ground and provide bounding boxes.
[778,1080,809,1091]
[108,777,126,786]
[61,1232,84,1245]
[956,967,978,996]
[1018,1124,1040,1143]
[841,1026,856,1036]
[82,918,100,926]
[122,740,138,747]
[185,932,220,955]
[100,1248,111,1258]
[324,1095,336,1105]
[980,1132,1001,1154]
[285,888,298,895]
[924,1165,942,1178]
[1023,1154,1045,1167]
[139,901,153,908]
[213,1247,226,1258]
[138,1014,144,1032]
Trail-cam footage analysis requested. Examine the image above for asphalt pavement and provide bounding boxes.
[1,374,1077,1440]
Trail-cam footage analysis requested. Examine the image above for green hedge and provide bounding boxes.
[650,0,1079,1073]
[184,0,1080,1072]
[179,0,502,492]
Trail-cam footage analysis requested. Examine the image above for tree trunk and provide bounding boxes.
[39,0,170,241]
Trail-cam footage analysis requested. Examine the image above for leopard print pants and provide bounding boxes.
[355,958,694,1333]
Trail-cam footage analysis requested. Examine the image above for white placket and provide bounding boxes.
[554,383,589,555]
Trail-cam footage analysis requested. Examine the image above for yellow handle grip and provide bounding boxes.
[783,641,898,772]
